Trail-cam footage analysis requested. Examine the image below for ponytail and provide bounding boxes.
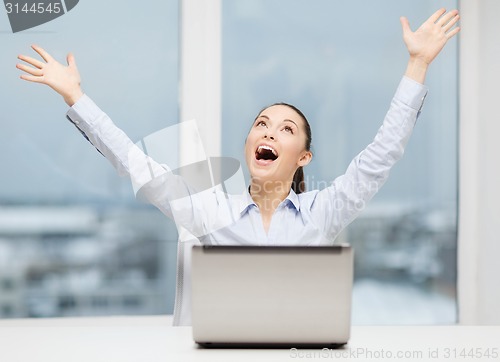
[292,166,306,194]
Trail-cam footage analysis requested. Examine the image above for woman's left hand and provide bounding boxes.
[401,8,460,66]
[17,45,83,106]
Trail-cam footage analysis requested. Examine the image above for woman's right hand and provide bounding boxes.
[17,44,83,106]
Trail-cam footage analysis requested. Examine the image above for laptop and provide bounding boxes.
[191,244,353,348]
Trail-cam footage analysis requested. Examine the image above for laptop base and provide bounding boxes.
[197,342,348,349]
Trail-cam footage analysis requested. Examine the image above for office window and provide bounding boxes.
[222,0,458,324]
[0,0,179,317]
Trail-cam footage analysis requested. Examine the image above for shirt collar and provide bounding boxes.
[285,188,300,211]
[231,187,255,215]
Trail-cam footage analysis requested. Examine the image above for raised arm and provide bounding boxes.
[312,9,460,240]
[17,44,83,106]
[15,45,227,240]
[401,8,460,84]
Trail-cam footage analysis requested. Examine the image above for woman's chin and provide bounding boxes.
[250,166,275,181]
[250,159,277,176]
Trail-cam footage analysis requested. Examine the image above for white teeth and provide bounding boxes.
[257,145,278,156]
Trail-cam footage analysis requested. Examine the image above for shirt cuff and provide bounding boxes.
[66,94,103,127]
[65,94,106,156]
[394,76,429,112]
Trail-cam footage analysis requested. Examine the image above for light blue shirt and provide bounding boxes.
[66,76,428,246]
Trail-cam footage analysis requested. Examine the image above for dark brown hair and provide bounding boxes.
[256,102,312,194]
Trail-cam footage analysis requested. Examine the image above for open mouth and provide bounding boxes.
[255,145,278,162]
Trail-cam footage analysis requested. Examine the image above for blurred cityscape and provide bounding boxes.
[0,205,178,318]
[0,202,456,323]
[347,203,457,324]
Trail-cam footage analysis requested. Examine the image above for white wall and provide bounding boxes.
[180,0,221,159]
[459,0,500,325]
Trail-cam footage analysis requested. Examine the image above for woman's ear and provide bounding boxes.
[298,151,312,167]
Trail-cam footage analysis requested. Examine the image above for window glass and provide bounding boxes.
[222,0,458,324]
[0,0,179,317]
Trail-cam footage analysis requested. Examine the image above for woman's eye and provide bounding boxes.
[284,126,294,133]
[257,120,266,127]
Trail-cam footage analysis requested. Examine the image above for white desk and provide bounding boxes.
[0,316,499,362]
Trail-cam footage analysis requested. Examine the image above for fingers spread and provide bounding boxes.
[436,11,454,26]
[67,52,77,67]
[437,9,459,27]
[17,54,44,69]
[31,44,53,63]
[16,63,43,76]
[20,74,43,83]
[443,14,460,33]
[445,26,461,39]
[400,16,411,34]
[429,8,447,24]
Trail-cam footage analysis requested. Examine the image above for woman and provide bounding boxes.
[16,9,460,246]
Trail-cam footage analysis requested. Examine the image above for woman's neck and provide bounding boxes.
[249,179,292,216]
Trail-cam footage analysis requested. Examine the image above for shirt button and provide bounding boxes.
[74,120,80,125]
